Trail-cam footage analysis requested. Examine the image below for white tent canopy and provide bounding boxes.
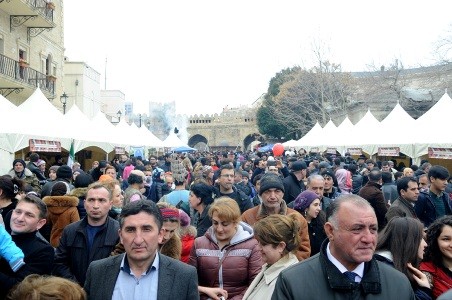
[163,132,189,148]
[414,93,452,157]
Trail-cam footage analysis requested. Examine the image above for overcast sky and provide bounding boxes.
[64,1,452,116]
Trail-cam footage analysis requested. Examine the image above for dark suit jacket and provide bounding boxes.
[84,253,199,300]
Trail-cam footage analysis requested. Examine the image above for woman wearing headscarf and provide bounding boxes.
[293,190,327,256]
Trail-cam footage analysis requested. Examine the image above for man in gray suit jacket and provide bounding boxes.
[84,200,199,300]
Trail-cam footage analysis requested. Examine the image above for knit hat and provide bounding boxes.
[37,159,46,167]
[56,165,72,179]
[293,190,319,212]
[49,165,59,173]
[98,174,112,182]
[51,181,69,196]
[178,209,190,227]
[12,159,26,168]
[160,207,180,220]
[259,173,285,195]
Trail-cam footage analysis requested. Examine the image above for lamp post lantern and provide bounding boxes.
[116,110,122,122]
[60,92,68,114]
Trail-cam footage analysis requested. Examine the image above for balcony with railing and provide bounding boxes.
[0,53,55,96]
[0,0,55,40]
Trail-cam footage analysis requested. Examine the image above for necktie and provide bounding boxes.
[344,271,358,282]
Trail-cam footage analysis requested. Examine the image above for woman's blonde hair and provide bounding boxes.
[8,274,86,300]
[208,197,241,223]
[253,214,300,255]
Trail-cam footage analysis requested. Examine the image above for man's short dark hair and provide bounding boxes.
[394,171,403,181]
[381,172,392,184]
[421,162,432,171]
[381,161,389,167]
[21,194,47,219]
[252,174,262,186]
[397,177,418,195]
[253,158,262,167]
[368,170,382,182]
[220,164,234,174]
[428,165,449,180]
[29,153,39,163]
[348,163,357,174]
[128,173,144,185]
[119,200,163,230]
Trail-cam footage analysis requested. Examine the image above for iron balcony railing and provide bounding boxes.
[28,0,54,22]
[0,53,55,95]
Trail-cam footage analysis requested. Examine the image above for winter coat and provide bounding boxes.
[70,187,88,219]
[0,231,54,299]
[43,195,80,247]
[415,191,452,228]
[193,205,212,238]
[420,261,452,299]
[385,196,418,224]
[358,181,387,230]
[283,173,306,204]
[272,241,415,300]
[382,183,398,204]
[189,222,262,300]
[243,252,299,300]
[53,217,120,285]
[375,251,432,300]
[307,213,327,257]
[8,168,41,194]
[213,185,253,214]
[180,227,196,263]
[242,202,311,260]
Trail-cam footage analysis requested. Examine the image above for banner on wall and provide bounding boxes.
[326,148,337,154]
[310,147,319,153]
[29,139,61,152]
[130,146,145,158]
[115,147,125,155]
[347,148,363,156]
[378,147,400,157]
[428,147,452,159]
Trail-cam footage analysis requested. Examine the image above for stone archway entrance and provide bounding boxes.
[188,134,209,151]
[243,133,264,151]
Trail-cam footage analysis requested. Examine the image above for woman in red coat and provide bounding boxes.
[420,215,452,299]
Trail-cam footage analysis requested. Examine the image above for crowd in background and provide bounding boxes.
[1,148,452,299]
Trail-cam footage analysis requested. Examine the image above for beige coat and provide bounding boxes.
[243,252,299,300]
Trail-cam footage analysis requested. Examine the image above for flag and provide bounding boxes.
[67,139,75,168]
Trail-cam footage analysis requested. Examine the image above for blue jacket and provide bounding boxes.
[414,191,452,228]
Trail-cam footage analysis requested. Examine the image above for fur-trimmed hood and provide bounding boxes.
[43,195,79,215]
[70,187,88,199]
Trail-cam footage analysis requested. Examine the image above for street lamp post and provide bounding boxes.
[138,113,142,127]
[60,92,68,114]
[117,110,122,122]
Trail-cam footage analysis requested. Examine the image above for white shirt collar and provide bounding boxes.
[326,242,364,281]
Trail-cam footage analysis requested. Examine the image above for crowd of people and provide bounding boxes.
[1,149,452,299]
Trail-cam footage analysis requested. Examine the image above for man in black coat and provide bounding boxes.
[283,161,307,204]
[53,182,120,285]
[0,195,54,299]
